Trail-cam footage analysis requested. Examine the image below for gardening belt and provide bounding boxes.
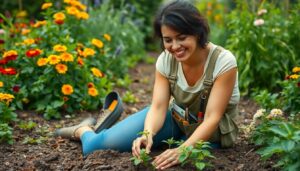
[168,45,239,148]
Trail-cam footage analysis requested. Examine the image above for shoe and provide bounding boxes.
[94,91,123,133]
[54,117,96,140]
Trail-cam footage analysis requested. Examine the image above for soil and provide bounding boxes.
[0,54,278,171]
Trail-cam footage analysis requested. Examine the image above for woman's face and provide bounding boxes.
[161,25,198,62]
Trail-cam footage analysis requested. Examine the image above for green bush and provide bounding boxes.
[226,1,300,95]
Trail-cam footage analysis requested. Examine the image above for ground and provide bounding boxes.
[0,56,278,171]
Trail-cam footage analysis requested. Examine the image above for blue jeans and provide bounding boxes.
[80,106,184,156]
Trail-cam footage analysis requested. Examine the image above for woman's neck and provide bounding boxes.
[182,43,211,68]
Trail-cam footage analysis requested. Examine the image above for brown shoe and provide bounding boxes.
[54,117,96,140]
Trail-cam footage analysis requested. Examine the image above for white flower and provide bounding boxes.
[0,29,5,34]
[257,9,267,16]
[253,108,266,120]
[254,19,265,26]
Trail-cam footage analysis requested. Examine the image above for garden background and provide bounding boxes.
[0,0,299,170]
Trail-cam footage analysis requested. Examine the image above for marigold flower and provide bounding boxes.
[37,58,48,66]
[82,48,95,57]
[103,34,111,41]
[56,64,68,74]
[53,12,66,21]
[41,2,53,10]
[0,93,15,105]
[62,84,73,95]
[23,38,35,45]
[77,4,87,11]
[53,44,67,52]
[21,28,31,35]
[3,50,18,61]
[48,55,61,65]
[0,67,17,75]
[66,6,79,15]
[33,20,47,28]
[88,87,98,96]
[87,82,94,88]
[77,57,84,66]
[91,67,104,78]
[26,49,42,58]
[91,38,104,48]
[16,10,28,18]
[60,52,74,62]
[76,12,89,20]
[292,66,300,73]
[290,74,299,79]
[0,81,3,87]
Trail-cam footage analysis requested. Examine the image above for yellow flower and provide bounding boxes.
[55,64,68,74]
[103,34,111,41]
[53,12,66,20]
[33,20,47,28]
[61,84,73,95]
[48,55,61,65]
[82,48,95,57]
[21,29,31,35]
[76,11,89,20]
[0,81,3,87]
[77,3,87,11]
[91,67,104,78]
[60,52,74,62]
[23,38,35,45]
[37,58,48,66]
[16,10,28,18]
[77,57,84,66]
[3,50,18,58]
[290,74,299,79]
[292,66,300,73]
[0,93,15,105]
[88,87,98,96]
[53,44,67,52]
[91,38,104,48]
[41,2,53,10]
[66,6,79,15]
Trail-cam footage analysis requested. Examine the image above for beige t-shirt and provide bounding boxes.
[156,43,240,104]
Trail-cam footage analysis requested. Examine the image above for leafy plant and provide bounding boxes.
[178,141,215,170]
[0,123,13,144]
[22,135,47,144]
[130,148,153,167]
[18,120,37,131]
[122,91,138,104]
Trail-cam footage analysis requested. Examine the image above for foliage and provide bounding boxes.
[122,91,139,104]
[18,120,37,131]
[253,66,300,116]
[226,0,300,95]
[250,111,300,171]
[0,1,128,119]
[0,123,13,144]
[130,148,153,168]
[178,141,215,170]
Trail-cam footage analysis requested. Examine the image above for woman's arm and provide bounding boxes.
[182,67,237,147]
[144,70,171,137]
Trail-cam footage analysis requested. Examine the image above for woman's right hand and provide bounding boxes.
[132,135,153,157]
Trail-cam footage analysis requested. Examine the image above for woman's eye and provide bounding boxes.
[178,36,187,41]
[164,38,172,43]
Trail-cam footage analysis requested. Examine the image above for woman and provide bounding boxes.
[55,1,239,170]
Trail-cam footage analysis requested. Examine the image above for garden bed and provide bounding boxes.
[0,59,277,171]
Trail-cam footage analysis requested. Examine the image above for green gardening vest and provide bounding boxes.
[168,46,239,148]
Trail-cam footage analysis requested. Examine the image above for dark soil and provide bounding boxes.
[0,55,278,171]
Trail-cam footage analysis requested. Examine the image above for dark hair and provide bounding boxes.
[154,0,210,48]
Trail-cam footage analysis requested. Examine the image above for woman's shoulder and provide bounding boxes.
[156,50,173,77]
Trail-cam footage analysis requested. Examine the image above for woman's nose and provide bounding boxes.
[171,40,180,51]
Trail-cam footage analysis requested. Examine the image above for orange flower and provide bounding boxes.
[23,38,35,45]
[66,6,79,16]
[77,57,84,66]
[41,2,53,10]
[0,81,3,87]
[61,84,73,95]
[37,58,48,66]
[76,12,89,20]
[21,28,31,35]
[87,82,94,88]
[82,48,95,57]
[26,49,42,58]
[103,34,111,41]
[33,20,47,28]
[3,50,18,61]
[53,44,67,52]
[48,55,61,65]
[53,12,66,25]
[88,87,98,96]
[55,64,68,74]
[60,52,74,62]
[91,67,104,78]
[91,38,104,48]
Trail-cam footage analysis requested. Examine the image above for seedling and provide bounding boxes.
[18,121,37,131]
[178,141,215,170]
[130,149,153,167]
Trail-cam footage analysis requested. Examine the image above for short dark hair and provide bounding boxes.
[154,0,210,48]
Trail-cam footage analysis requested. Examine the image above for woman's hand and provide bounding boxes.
[132,135,153,158]
[152,148,180,170]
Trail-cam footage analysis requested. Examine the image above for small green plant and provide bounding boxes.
[116,74,132,88]
[22,136,47,144]
[122,91,138,103]
[178,141,215,170]
[18,120,37,131]
[162,137,176,149]
[0,123,13,144]
[130,148,153,167]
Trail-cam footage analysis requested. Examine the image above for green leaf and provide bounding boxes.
[269,126,288,138]
[195,162,206,170]
[281,140,295,152]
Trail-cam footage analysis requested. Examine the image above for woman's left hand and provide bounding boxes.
[152,147,180,170]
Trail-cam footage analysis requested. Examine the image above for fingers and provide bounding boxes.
[152,149,179,170]
[132,139,141,157]
[131,136,153,158]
